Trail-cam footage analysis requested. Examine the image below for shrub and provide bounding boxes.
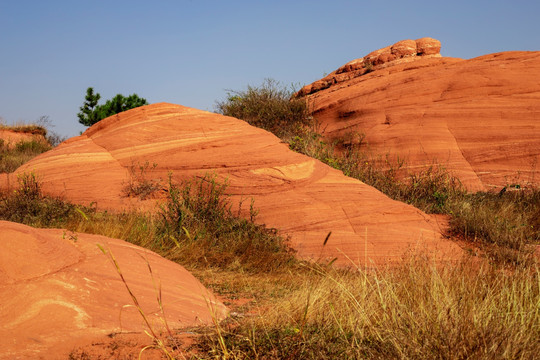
[158,173,295,272]
[78,87,148,126]
[0,172,84,227]
[122,161,163,200]
[216,78,311,138]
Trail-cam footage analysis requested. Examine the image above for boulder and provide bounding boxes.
[0,220,226,359]
[416,37,441,55]
[391,39,417,58]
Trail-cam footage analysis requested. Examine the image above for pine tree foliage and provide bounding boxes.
[77,87,148,126]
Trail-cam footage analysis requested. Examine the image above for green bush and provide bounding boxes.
[78,87,148,126]
[216,78,311,138]
[0,172,84,227]
[158,173,295,271]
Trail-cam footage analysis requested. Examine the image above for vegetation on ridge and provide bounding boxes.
[0,116,61,173]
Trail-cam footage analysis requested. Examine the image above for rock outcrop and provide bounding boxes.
[296,42,540,191]
[1,103,463,267]
[0,221,226,359]
[295,37,441,97]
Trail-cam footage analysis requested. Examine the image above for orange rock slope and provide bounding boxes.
[1,103,461,266]
[297,39,540,191]
[0,221,226,359]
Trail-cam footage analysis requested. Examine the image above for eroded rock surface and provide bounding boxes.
[297,43,540,191]
[1,103,462,267]
[0,221,226,359]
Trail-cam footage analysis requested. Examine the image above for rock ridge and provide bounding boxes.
[296,37,442,97]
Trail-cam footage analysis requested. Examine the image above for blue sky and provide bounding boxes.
[1,0,539,137]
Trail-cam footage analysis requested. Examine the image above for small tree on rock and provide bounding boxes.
[77,87,148,127]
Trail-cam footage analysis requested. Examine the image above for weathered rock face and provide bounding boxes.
[1,103,462,267]
[298,49,540,191]
[295,37,441,97]
[0,220,226,359]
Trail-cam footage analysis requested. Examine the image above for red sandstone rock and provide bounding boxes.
[0,103,462,268]
[0,221,226,359]
[416,37,441,55]
[391,39,417,58]
[296,37,441,98]
[299,51,540,191]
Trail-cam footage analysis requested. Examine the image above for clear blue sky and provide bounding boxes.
[1,0,539,137]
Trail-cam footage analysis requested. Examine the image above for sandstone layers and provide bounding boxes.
[1,103,462,267]
[0,221,226,359]
[296,39,540,191]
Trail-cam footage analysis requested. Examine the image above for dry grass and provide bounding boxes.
[447,190,540,265]
[122,160,164,200]
[0,123,48,136]
[197,258,540,359]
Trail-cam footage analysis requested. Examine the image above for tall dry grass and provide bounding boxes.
[198,258,540,359]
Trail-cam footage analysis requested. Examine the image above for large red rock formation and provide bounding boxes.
[296,40,540,191]
[1,103,462,267]
[0,221,226,359]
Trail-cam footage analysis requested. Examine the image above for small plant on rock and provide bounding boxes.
[122,161,163,200]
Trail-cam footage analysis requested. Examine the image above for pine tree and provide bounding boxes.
[77,88,148,127]
[77,87,101,126]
